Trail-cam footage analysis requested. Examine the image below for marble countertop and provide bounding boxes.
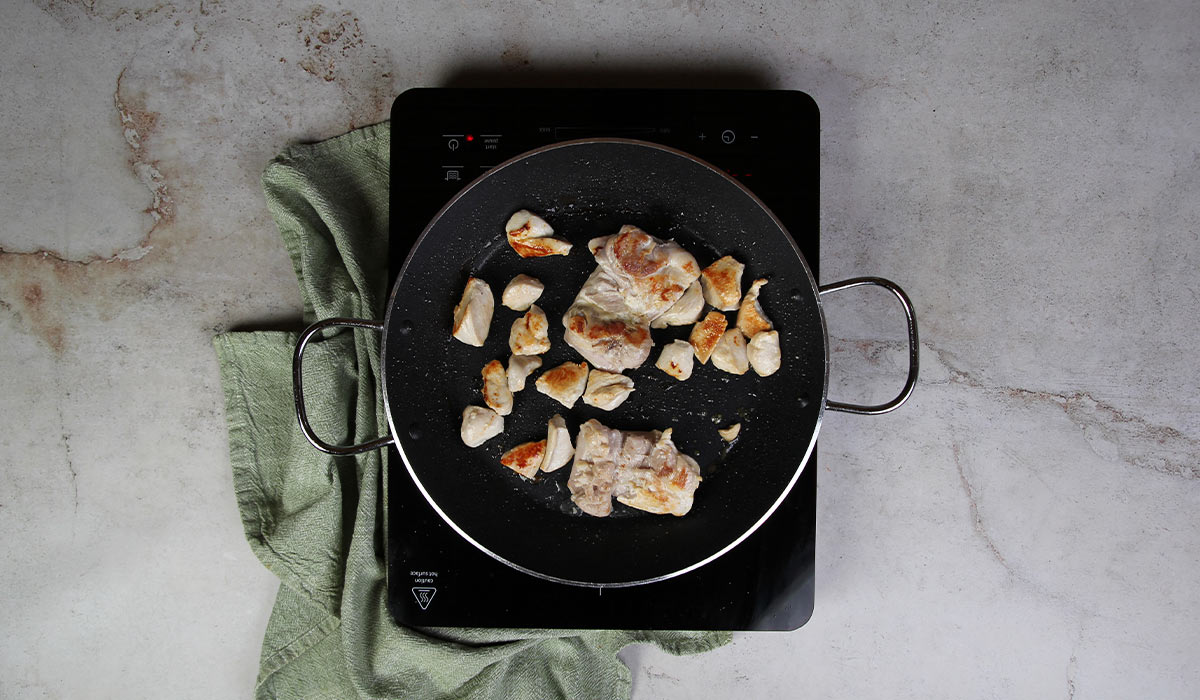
[3,1,1197,697]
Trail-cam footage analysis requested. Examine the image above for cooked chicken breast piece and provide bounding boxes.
[509,304,551,355]
[501,440,547,479]
[568,420,703,518]
[651,280,704,328]
[501,274,545,311]
[747,330,782,377]
[451,277,493,346]
[506,354,542,392]
[614,428,702,517]
[700,255,745,311]
[535,361,589,408]
[542,414,574,472]
[505,210,573,258]
[460,406,504,447]
[717,423,741,442]
[563,226,700,371]
[689,311,728,364]
[711,328,749,375]
[736,278,772,338]
[582,370,635,411]
[654,339,695,381]
[481,359,513,416]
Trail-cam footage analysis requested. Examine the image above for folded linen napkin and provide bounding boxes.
[213,122,730,699]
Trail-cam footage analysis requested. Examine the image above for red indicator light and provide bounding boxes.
[743,172,752,177]
[466,134,475,142]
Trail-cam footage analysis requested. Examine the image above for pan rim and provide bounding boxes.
[382,137,829,587]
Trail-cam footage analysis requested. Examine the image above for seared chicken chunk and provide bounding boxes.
[501,274,544,311]
[711,328,749,375]
[451,277,494,347]
[747,330,781,377]
[689,311,728,364]
[535,361,589,408]
[501,440,547,479]
[506,354,542,392]
[542,414,575,472]
[460,406,504,447]
[655,339,695,381]
[700,255,745,311]
[582,370,635,411]
[568,419,702,518]
[505,210,573,258]
[650,280,704,328]
[736,278,772,338]
[509,304,551,355]
[562,226,700,371]
[481,359,513,416]
[614,428,702,517]
[717,423,741,442]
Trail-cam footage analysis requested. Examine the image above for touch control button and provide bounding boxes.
[721,129,736,144]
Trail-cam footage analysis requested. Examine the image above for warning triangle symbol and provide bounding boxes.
[412,587,437,610]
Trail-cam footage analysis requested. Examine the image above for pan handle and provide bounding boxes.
[293,317,396,455]
[818,277,919,415]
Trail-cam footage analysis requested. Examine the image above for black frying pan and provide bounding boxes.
[294,139,918,587]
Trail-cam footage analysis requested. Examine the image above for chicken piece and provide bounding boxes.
[567,419,624,517]
[689,311,728,364]
[651,280,704,328]
[711,329,749,375]
[700,255,745,311]
[506,354,542,392]
[481,359,513,416]
[614,428,702,517]
[747,330,782,377]
[654,339,695,381]
[717,423,741,442]
[582,370,635,411]
[542,414,574,472]
[563,226,700,371]
[505,210,573,258]
[501,274,544,311]
[736,278,772,338]
[460,406,504,447]
[535,361,589,408]
[451,277,493,346]
[568,419,703,518]
[501,440,547,479]
[509,304,551,355]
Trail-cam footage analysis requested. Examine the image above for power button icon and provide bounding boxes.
[720,129,736,144]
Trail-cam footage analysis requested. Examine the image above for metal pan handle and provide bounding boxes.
[293,317,396,455]
[818,277,919,415]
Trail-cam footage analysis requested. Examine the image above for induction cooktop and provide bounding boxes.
[386,88,818,630]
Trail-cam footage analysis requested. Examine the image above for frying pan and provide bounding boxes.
[293,139,918,587]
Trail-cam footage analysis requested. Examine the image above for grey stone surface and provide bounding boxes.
[1,1,1197,697]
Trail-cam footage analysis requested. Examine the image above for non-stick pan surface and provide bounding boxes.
[382,139,826,586]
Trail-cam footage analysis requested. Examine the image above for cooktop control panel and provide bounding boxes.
[388,88,818,630]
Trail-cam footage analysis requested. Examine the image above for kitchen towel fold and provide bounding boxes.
[213,122,730,700]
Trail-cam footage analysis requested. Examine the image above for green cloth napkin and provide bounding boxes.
[213,122,730,700]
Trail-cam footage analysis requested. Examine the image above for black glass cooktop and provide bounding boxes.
[387,88,818,630]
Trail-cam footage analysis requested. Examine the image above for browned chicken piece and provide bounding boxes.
[651,280,705,328]
[501,439,547,479]
[582,370,635,411]
[736,278,773,338]
[481,359,513,416]
[700,255,745,311]
[506,354,543,392]
[654,339,695,381]
[614,428,702,517]
[562,226,700,371]
[567,419,702,518]
[509,304,551,355]
[710,328,749,375]
[689,311,728,364]
[451,277,493,346]
[460,406,504,447]
[505,210,573,258]
[534,361,589,408]
[501,274,544,311]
